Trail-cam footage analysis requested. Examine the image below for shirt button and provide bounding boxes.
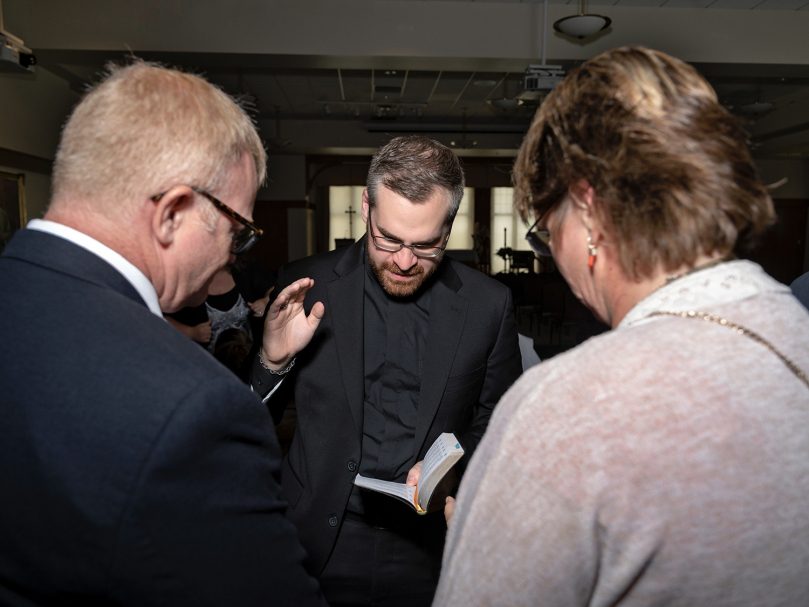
[328,514,339,527]
[347,459,358,472]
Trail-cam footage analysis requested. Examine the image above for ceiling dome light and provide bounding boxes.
[553,1,611,39]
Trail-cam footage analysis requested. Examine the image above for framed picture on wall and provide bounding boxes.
[0,171,26,253]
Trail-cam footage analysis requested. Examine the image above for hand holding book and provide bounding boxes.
[353,433,464,514]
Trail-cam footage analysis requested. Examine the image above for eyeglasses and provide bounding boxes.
[525,217,552,258]
[367,207,449,259]
[192,188,263,255]
[151,187,264,255]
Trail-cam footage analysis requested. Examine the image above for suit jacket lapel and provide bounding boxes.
[415,262,468,455]
[326,242,366,434]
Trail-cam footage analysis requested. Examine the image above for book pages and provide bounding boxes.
[417,433,464,510]
[354,475,418,509]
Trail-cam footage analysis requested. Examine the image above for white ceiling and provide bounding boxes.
[413,0,809,7]
[5,0,809,157]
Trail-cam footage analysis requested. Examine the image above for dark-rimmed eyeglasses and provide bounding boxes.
[525,217,552,258]
[367,207,449,259]
[151,187,264,255]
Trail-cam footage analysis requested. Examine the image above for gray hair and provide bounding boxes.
[366,135,465,225]
[51,61,266,218]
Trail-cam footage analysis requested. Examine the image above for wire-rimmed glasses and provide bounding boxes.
[367,207,449,259]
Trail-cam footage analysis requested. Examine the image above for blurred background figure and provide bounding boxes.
[167,260,275,379]
[471,221,490,275]
[234,255,277,317]
[790,270,809,310]
[435,46,809,607]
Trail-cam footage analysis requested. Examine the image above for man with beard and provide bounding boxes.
[250,135,522,607]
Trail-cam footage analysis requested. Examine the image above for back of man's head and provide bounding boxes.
[50,61,266,220]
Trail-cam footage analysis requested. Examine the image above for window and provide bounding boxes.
[446,188,473,250]
[329,186,364,250]
[490,187,532,273]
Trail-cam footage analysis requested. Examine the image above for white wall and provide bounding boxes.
[0,62,77,218]
[0,68,75,159]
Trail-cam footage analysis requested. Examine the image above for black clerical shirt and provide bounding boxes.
[347,255,432,515]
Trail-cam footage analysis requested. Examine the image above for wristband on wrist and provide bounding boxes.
[258,351,296,375]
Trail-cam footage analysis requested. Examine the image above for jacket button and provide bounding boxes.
[347,459,358,472]
[328,514,339,527]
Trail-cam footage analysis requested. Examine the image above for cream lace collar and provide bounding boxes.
[620,260,789,329]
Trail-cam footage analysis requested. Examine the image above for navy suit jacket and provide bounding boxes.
[790,271,809,311]
[0,229,325,606]
[255,240,522,574]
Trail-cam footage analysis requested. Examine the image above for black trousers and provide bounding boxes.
[319,507,446,607]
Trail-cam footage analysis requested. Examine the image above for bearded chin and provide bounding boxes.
[369,255,432,298]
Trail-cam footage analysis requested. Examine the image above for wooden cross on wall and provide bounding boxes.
[345,205,357,238]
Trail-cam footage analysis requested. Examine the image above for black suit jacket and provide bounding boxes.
[0,229,325,606]
[256,240,522,573]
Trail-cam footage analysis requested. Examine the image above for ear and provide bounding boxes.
[569,180,596,214]
[570,180,607,244]
[150,186,196,247]
[361,188,370,223]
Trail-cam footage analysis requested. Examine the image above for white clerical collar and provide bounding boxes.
[27,219,163,318]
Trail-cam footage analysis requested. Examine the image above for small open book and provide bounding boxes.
[353,433,464,514]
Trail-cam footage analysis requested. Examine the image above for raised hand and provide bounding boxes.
[259,277,324,371]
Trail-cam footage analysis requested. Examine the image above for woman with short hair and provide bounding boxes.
[434,46,809,607]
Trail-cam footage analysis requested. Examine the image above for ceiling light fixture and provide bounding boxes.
[553,0,611,40]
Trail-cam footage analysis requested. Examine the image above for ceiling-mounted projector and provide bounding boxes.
[518,64,564,102]
[523,64,564,92]
[0,30,36,73]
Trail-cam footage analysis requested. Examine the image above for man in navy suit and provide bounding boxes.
[0,62,325,606]
[252,136,523,606]
[790,271,809,310]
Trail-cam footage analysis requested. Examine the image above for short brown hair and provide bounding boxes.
[513,46,774,281]
[52,61,266,218]
[366,135,465,224]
